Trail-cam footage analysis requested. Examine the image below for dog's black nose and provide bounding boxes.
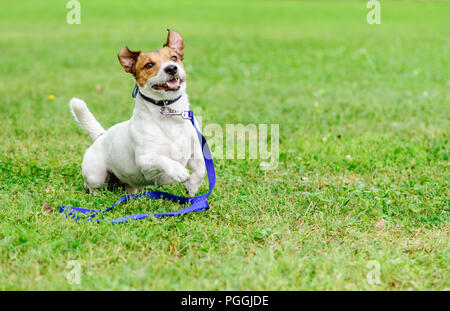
[164,64,177,75]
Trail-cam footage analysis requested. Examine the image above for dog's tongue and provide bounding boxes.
[166,78,180,89]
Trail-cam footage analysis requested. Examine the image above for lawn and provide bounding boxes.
[0,0,448,290]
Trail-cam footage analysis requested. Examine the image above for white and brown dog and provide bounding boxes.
[69,29,206,196]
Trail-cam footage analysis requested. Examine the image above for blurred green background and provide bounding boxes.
[0,0,448,290]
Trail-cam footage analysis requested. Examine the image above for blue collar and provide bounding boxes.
[132,84,182,106]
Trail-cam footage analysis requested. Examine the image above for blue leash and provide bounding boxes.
[59,110,215,223]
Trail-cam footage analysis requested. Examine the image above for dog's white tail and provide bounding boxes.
[69,98,105,141]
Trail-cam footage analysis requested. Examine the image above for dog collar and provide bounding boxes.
[132,84,182,106]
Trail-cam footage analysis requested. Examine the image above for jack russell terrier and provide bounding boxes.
[69,29,206,196]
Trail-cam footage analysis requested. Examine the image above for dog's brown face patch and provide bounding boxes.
[134,47,184,87]
[118,29,186,88]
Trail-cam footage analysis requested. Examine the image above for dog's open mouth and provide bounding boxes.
[152,78,181,91]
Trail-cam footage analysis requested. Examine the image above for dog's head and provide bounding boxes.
[118,29,186,100]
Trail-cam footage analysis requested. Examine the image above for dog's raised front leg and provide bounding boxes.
[136,153,190,183]
[184,137,207,196]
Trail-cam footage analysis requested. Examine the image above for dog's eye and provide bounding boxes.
[144,62,154,69]
[171,55,178,61]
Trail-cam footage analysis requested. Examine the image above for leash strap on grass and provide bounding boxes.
[59,110,215,223]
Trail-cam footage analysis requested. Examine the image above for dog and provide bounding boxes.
[69,29,206,196]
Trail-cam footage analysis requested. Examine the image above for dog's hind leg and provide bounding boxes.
[125,185,139,194]
[81,145,108,194]
[105,172,139,194]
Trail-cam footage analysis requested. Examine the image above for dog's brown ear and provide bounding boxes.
[118,46,141,74]
[164,29,185,58]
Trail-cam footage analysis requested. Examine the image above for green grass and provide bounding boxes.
[0,0,449,290]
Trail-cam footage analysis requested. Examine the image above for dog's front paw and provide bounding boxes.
[166,163,190,183]
[184,178,200,197]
